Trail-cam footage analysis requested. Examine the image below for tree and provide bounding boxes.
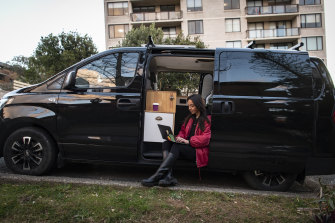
[10,31,98,84]
[119,23,206,48]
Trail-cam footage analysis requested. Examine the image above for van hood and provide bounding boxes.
[1,84,39,99]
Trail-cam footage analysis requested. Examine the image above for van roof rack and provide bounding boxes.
[146,36,155,48]
[245,41,256,49]
[289,42,304,51]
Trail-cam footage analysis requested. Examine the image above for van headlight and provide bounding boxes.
[0,98,8,110]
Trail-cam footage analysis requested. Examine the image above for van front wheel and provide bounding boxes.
[3,127,56,175]
[243,170,297,192]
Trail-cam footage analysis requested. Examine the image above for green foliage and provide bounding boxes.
[119,23,206,48]
[10,31,98,84]
[158,72,200,96]
[314,181,335,223]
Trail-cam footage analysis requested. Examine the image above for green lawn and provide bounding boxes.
[0,181,318,223]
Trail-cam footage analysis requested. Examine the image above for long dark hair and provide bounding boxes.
[184,94,210,132]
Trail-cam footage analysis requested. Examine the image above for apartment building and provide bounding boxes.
[104,0,327,62]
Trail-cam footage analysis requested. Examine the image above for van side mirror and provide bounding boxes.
[63,71,76,90]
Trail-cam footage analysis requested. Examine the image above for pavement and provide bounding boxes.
[0,157,333,198]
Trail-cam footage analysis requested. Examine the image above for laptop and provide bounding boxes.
[157,124,185,144]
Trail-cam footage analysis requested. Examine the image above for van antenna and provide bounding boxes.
[289,42,304,51]
[245,41,256,49]
[146,36,155,48]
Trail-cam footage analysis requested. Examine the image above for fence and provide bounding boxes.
[13,80,31,90]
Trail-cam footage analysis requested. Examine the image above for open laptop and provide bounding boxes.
[157,124,185,144]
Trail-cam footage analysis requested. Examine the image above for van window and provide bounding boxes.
[310,60,323,98]
[311,58,334,88]
[75,52,139,89]
[218,51,312,97]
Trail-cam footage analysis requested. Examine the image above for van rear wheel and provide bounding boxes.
[243,170,297,192]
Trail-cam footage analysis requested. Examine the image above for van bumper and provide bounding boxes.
[306,157,335,175]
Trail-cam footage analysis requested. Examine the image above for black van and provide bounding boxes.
[0,44,334,191]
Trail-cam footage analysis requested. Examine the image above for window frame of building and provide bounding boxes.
[299,0,321,5]
[224,0,240,10]
[132,6,155,13]
[108,24,129,39]
[226,40,242,48]
[247,0,262,7]
[301,36,323,51]
[301,14,322,28]
[270,42,294,49]
[160,5,176,12]
[187,0,203,12]
[107,2,129,16]
[162,27,177,38]
[225,18,241,32]
[75,52,140,89]
[188,20,204,34]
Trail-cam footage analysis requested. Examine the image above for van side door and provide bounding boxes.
[209,49,314,173]
[57,50,144,162]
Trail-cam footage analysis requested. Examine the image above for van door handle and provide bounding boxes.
[90,98,102,104]
[212,100,235,114]
[223,101,235,114]
[116,98,140,111]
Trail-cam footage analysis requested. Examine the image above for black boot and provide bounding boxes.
[158,150,178,187]
[141,153,177,187]
[158,169,178,187]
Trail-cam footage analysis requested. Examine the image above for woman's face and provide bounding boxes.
[188,99,199,115]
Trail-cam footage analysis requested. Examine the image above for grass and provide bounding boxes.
[0,181,318,223]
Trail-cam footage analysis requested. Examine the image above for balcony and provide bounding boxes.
[247,28,300,43]
[246,5,299,22]
[131,11,182,23]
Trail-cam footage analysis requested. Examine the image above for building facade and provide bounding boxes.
[104,0,327,62]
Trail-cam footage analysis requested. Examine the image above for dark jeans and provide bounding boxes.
[162,141,196,161]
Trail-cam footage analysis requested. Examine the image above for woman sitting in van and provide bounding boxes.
[141,94,211,187]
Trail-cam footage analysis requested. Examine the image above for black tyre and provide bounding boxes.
[243,170,297,192]
[3,127,57,175]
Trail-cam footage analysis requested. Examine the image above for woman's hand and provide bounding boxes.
[176,137,189,144]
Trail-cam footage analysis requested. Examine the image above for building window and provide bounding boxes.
[224,0,240,10]
[226,41,242,48]
[301,14,322,28]
[255,44,265,49]
[107,2,128,16]
[299,0,321,5]
[248,22,263,38]
[188,20,203,34]
[109,24,129,38]
[187,0,202,11]
[302,37,323,51]
[162,27,177,38]
[247,1,262,7]
[160,5,175,12]
[270,42,293,49]
[133,6,155,13]
[226,19,241,32]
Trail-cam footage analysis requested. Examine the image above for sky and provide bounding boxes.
[0,0,334,80]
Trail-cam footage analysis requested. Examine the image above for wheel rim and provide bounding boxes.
[253,170,288,187]
[10,136,44,171]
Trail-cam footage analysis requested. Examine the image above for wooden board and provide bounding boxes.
[145,90,177,113]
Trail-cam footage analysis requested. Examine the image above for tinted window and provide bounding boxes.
[75,53,138,88]
[217,51,312,97]
[310,60,323,98]
[312,58,334,88]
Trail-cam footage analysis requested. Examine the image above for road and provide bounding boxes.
[1,157,331,197]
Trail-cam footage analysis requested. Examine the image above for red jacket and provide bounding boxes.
[177,115,211,168]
